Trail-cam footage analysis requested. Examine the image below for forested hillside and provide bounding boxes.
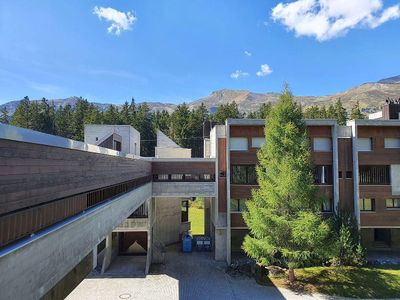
[0,95,366,157]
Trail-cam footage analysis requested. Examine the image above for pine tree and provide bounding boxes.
[0,106,9,124]
[11,96,32,129]
[334,99,347,125]
[243,85,330,282]
[212,101,242,124]
[350,101,365,120]
[55,104,74,138]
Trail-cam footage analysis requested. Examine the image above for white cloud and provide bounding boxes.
[271,0,400,41]
[244,51,252,57]
[230,70,249,79]
[256,64,273,77]
[93,6,137,35]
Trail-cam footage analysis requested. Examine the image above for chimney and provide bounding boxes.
[382,98,400,120]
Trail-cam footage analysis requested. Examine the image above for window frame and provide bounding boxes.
[313,137,332,152]
[384,138,400,149]
[231,165,257,185]
[357,138,372,152]
[359,198,375,212]
[321,198,333,212]
[230,137,248,151]
[230,198,247,212]
[386,198,400,209]
[314,165,333,185]
[251,137,265,149]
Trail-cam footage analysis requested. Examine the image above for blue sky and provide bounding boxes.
[0,0,399,105]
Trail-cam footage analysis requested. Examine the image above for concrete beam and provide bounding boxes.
[152,182,215,197]
[0,183,152,299]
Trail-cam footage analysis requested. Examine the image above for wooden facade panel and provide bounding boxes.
[218,138,227,213]
[0,139,151,215]
[311,152,333,165]
[230,151,258,165]
[307,126,332,137]
[358,126,400,138]
[152,161,215,175]
[231,213,246,228]
[230,185,258,199]
[339,179,354,210]
[359,185,392,198]
[230,126,264,138]
[359,150,400,165]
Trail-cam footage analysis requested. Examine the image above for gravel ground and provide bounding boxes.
[66,245,328,300]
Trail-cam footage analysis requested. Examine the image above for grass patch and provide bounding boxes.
[189,206,204,235]
[270,266,400,298]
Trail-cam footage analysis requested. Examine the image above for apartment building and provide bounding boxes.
[205,101,400,263]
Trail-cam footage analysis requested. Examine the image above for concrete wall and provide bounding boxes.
[214,228,227,261]
[84,125,140,155]
[0,183,152,299]
[153,197,182,246]
[152,182,215,198]
[42,252,93,300]
[155,147,192,158]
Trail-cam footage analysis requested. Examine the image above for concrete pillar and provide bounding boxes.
[92,245,98,270]
[101,233,112,274]
[204,197,211,236]
[214,228,227,261]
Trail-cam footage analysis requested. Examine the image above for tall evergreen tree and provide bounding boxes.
[54,104,74,138]
[243,86,330,282]
[334,99,347,125]
[103,104,120,125]
[72,98,90,141]
[212,101,242,124]
[0,106,9,124]
[350,101,365,120]
[134,103,155,156]
[11,96,32,129]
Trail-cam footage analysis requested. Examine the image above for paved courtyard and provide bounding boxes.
[67,245,327,300]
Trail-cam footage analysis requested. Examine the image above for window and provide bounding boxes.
[313,137,332,152]
[95,137,98,141]
[321,198,333,212]
[181,200,189,222]
[384,138,400,149]
[171,174,183,181]
[357,138,372,151]
[231,165,257,185]
[386,198,400,209]
[113,140,121,151]
[359,198,375,211]
[346,171,353,179]
[252,137,265,148]
[230,199,247,212]
[314,165,332,184]
[338,171,342,179]
[359,166,390,185]
[156,174,169,181]
[230,137,248,151]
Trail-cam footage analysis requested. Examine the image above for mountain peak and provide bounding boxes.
[378,75,400,84]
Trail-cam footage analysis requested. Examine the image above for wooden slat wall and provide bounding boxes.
[338,138,354,210]
[152,161,215,175]
[218,138,227,213]
[0,139,152,215]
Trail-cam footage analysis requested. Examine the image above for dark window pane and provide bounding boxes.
[230,199,240,212]
[346,171,353,179]
[247,165,257,185]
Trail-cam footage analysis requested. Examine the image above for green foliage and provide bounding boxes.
[329,210,366,267]
[350,101,366,120]
[212,101,242,124]
[304,99,348,125]
[243,85,329,275]
[0,106,9,124]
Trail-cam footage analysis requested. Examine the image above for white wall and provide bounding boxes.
[391,165,400,196]
[84,125,140,155]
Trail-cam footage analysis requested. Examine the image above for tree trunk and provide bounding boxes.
[288,267,296,283]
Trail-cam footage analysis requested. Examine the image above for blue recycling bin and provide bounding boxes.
[182,234,193,253]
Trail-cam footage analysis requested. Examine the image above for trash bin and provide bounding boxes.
[182,234,193,253]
